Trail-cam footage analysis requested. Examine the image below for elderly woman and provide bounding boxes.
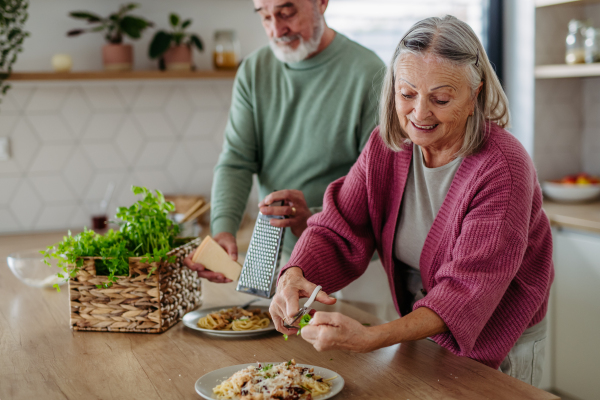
[269,15,554,387]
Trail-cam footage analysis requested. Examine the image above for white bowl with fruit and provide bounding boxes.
[542,173,600,203]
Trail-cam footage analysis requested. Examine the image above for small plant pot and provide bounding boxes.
[163,45,192,71]
[102,44,133,71]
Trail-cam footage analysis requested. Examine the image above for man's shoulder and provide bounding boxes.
[336,33,385,71]
[239,45,278,71]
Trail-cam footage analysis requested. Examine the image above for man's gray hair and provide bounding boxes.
[379,15,510,156]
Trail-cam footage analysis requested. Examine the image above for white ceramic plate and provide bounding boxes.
[542,181,600,203]
[182,305,275,337]
[195,362,344,400]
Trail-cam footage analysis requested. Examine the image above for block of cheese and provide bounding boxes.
[191,236,241,281]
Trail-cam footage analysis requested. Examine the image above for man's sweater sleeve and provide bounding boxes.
[211,64,258,237]
[281,132,378,294]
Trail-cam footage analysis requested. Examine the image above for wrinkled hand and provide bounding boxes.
[183,232,236,283]
[301,311,375,353]
[269,267,336,335]
[259,190,312,237]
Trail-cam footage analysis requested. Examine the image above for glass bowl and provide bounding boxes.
[7,250,67,289]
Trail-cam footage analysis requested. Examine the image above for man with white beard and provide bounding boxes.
[187,0,384,283]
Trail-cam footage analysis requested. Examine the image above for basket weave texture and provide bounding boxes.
[68,238,202,333]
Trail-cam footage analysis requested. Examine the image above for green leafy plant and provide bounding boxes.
[115,186,179,265]
[148,13,203,59]
[67,3,153,44]
[43,186,180,291]
[0,0,29,106]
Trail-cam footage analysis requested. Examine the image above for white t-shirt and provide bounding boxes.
[394,145,463,297]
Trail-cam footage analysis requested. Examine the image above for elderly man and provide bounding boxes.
[186,0,384,282]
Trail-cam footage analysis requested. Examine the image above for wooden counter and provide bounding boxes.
[0,231,559,399]
[544,200,600,235]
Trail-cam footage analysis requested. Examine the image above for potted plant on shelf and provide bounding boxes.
[0,0,29,108]
[67,3,153,71]
[148,13,203,71]
[42,186,202,333]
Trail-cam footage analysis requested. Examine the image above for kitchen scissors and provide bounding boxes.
[283,285,322,329]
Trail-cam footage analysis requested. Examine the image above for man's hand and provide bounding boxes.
[259,190,312,237]
[301,312,375,353]
[182,232,237,284]
[269,267,336,335]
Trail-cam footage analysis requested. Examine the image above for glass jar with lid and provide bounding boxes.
[566,19,586,64]
[213,30,241,70]
[585,27,600,63]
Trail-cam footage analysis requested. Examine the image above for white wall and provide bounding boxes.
[15,0,268,71]
[503,0,535,156]
[0,79,234,233]
[0,0,270,234]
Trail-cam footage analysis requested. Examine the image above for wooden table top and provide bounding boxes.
[0,231,559,400]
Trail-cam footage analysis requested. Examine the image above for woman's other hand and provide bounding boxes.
[270,267,336,335]
[259,190,312,237]
[301,312,375,353]
[301,307,448,353]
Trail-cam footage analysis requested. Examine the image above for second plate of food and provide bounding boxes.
[195,361,344,400]
[182,305,275,337]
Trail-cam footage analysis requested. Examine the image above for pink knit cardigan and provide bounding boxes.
[284,124,554,369]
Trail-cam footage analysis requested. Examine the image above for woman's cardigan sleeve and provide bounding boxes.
[280,133,377,295]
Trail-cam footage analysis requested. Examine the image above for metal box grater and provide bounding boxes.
[236,205,285,298]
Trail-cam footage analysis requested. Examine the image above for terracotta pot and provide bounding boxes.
[102,44,133,71]
[163,45,192,71]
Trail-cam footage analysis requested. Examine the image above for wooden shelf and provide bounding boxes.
[7,69,237,81]
[535,63,600,78]
[536,0,600,7]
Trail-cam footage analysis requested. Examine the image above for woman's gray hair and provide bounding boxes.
[379,15,510,156]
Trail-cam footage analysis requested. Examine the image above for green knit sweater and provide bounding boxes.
[211,32,385,254]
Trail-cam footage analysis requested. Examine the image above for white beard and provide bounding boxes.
[269,14,326,64]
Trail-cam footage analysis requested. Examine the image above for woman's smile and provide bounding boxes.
[410,121,439,132]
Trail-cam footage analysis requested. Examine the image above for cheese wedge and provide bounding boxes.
[191,236,242,281]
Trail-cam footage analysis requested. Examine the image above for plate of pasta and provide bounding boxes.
[182,305,275,337]
[195,359,344,400]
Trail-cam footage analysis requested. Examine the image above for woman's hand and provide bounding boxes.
[259,190,312,237]
[301,307,448,354]
[270,267,337,335]
[301,312,377,353]
[182,232,236,283]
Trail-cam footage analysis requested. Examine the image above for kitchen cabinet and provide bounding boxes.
[551,227,600,400]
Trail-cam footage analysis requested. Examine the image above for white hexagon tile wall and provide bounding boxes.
[0,79,233,234]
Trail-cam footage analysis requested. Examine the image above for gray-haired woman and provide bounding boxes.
[269,15,554,387]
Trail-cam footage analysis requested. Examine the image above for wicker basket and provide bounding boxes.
[68,238,202,333]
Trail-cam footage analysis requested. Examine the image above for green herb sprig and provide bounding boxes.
[282,313,313,340]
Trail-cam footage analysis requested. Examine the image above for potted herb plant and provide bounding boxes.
[148,13,203,71]
[0,0,29,107]
[42,186,202,333]
[67,3,153,71]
